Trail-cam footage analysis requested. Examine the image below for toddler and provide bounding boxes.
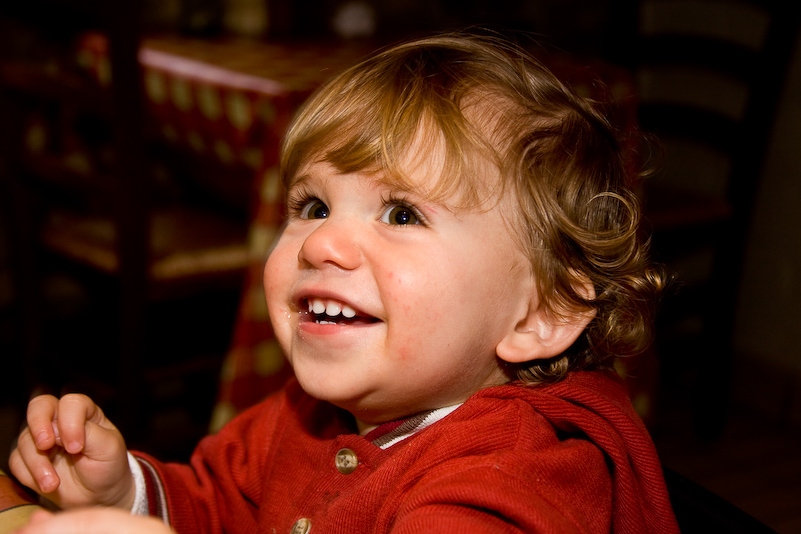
[11,32,679,533]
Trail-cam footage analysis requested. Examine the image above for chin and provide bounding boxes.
[294,369,354,402]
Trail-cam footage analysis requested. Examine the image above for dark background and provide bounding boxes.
[1,1,800,530]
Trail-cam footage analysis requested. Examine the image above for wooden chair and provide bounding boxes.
[632,0,801,437]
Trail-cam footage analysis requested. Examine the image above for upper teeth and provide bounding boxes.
[308,298,356,319]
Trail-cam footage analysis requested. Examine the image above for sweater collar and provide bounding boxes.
[364,404,462,449]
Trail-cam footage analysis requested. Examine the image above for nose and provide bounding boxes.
[298,218,363,271]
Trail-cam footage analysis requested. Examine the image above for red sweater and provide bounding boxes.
[134,371,678,533]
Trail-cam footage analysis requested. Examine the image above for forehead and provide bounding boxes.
[280,48,524,209]
[289,113,510,215]
[310,149,490,222]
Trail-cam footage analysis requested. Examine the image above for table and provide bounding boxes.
[0,470,42,534]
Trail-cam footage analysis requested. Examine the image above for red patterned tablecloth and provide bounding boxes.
[75,33,370,195]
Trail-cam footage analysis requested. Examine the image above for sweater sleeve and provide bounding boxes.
[131,392,286,534]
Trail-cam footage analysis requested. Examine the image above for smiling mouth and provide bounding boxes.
[304,297,380,326]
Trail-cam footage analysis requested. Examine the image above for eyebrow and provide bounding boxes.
[286,172,314,191]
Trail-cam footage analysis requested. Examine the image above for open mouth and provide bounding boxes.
[304,297,380,326]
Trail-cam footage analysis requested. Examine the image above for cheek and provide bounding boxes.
[263,247,298,354]
[382,266,454,361]
[262,255,281,302]
[384,263,446,318]
[263,244,295,311]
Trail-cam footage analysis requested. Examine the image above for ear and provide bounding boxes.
[496,280,596,364]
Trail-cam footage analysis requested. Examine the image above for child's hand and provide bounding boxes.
[8,394,134,510]
[14,509,176,534]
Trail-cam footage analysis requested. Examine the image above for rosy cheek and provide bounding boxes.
[395,344,413,362]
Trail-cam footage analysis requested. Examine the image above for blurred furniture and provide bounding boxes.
[633,0,801,437]
[0,0,367,449]
[0,1,159,435]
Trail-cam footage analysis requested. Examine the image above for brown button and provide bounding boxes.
[335,448,358,474]
[290,517,311,534]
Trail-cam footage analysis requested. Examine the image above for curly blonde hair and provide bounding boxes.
[281,32,664,383]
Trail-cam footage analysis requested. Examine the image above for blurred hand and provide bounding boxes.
[14,509,176,534]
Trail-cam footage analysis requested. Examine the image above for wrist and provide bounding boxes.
[102,453,137,510]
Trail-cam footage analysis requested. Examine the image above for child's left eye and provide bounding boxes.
[381,205,422,226]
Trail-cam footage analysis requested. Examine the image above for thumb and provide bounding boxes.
[80,419,127,462]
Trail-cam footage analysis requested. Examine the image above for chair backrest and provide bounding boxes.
[636,0,801,232]
[633,0,801,337]
[632,0,801,439]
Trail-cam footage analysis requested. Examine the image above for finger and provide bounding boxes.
[8,432,60,495]
[55,394,104,455]
[8,446,38,492]
[25,396,59,451]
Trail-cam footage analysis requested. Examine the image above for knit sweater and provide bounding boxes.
[133,371,679,533]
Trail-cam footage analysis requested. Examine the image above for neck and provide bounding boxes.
[356,420,379,435]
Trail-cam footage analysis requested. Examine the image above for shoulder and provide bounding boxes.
[414,371,675,533]
[464,370,641,441]
[402,372,637,501]
[443,370,632,440]
[427,375,617,472]
[412,373,621,480]
[392,379,615,532]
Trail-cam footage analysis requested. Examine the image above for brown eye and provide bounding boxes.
[382,205,420,225]
[301,199,329,219]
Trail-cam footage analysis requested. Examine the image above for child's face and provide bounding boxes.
[264,152,536,427]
